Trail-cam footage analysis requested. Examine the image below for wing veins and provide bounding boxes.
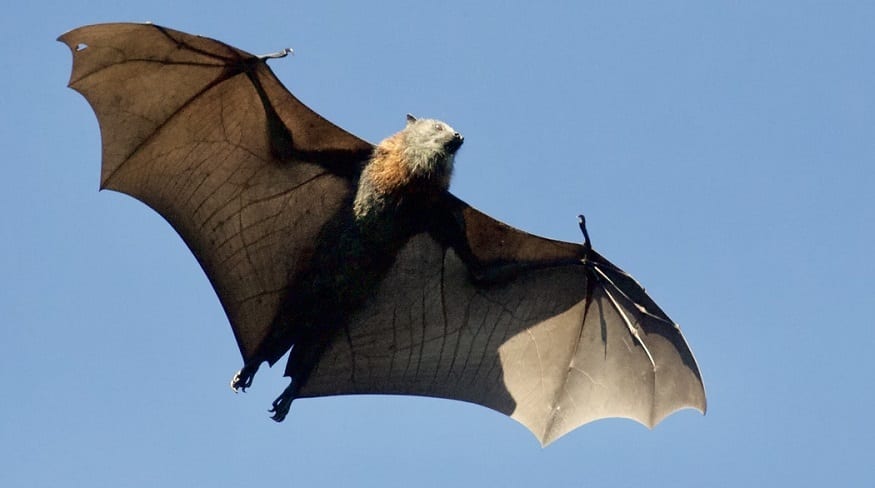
[70,58,227,87]
[102,69,245,189]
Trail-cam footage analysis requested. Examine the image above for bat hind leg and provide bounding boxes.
[269,380,300,422]
[230,362,260,392]
[269,327,331,421]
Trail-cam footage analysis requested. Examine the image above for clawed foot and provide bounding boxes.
[268,382,299,422]
[230,363,259,392]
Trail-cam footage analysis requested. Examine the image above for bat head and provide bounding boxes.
[404,114,464,154]
[401,114,463,186]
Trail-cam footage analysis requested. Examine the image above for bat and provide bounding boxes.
[59,23,705,446]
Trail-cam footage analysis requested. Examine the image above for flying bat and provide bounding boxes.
[59,23,705,446]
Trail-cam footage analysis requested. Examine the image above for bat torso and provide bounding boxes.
[272,118,465,382]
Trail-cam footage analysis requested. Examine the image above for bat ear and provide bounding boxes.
[406,113,417,125]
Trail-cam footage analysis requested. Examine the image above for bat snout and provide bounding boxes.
[446,132,464,153]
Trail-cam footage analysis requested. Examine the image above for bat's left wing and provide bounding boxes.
[301,195,706,446]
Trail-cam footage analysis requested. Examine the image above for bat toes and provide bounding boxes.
[230,364,259,392]
[268,381,299,422]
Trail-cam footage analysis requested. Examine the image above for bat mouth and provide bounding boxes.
[446,133,464,153]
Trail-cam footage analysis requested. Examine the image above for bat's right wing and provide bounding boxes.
[59,23,374,365]
[301,196,706,446]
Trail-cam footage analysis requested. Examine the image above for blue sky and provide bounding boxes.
[2,1,873,486]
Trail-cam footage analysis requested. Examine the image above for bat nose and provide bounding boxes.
[447,132,464,152]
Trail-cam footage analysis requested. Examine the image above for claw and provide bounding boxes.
[268,381,299,422]
[230,363,259,392]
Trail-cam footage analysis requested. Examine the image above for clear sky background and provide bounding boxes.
[2,1,873,486]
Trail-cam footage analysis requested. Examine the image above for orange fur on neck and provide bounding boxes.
[367,133,413,196]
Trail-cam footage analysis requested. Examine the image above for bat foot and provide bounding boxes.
[268,381,299,422]
[230,363,259,392]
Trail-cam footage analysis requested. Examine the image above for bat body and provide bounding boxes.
[60,23,705,445]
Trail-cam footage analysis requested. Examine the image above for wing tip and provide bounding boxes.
[57,22,162,60]
[57,29,81,88]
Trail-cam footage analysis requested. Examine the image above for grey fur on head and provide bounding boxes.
[401,114,463,180]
